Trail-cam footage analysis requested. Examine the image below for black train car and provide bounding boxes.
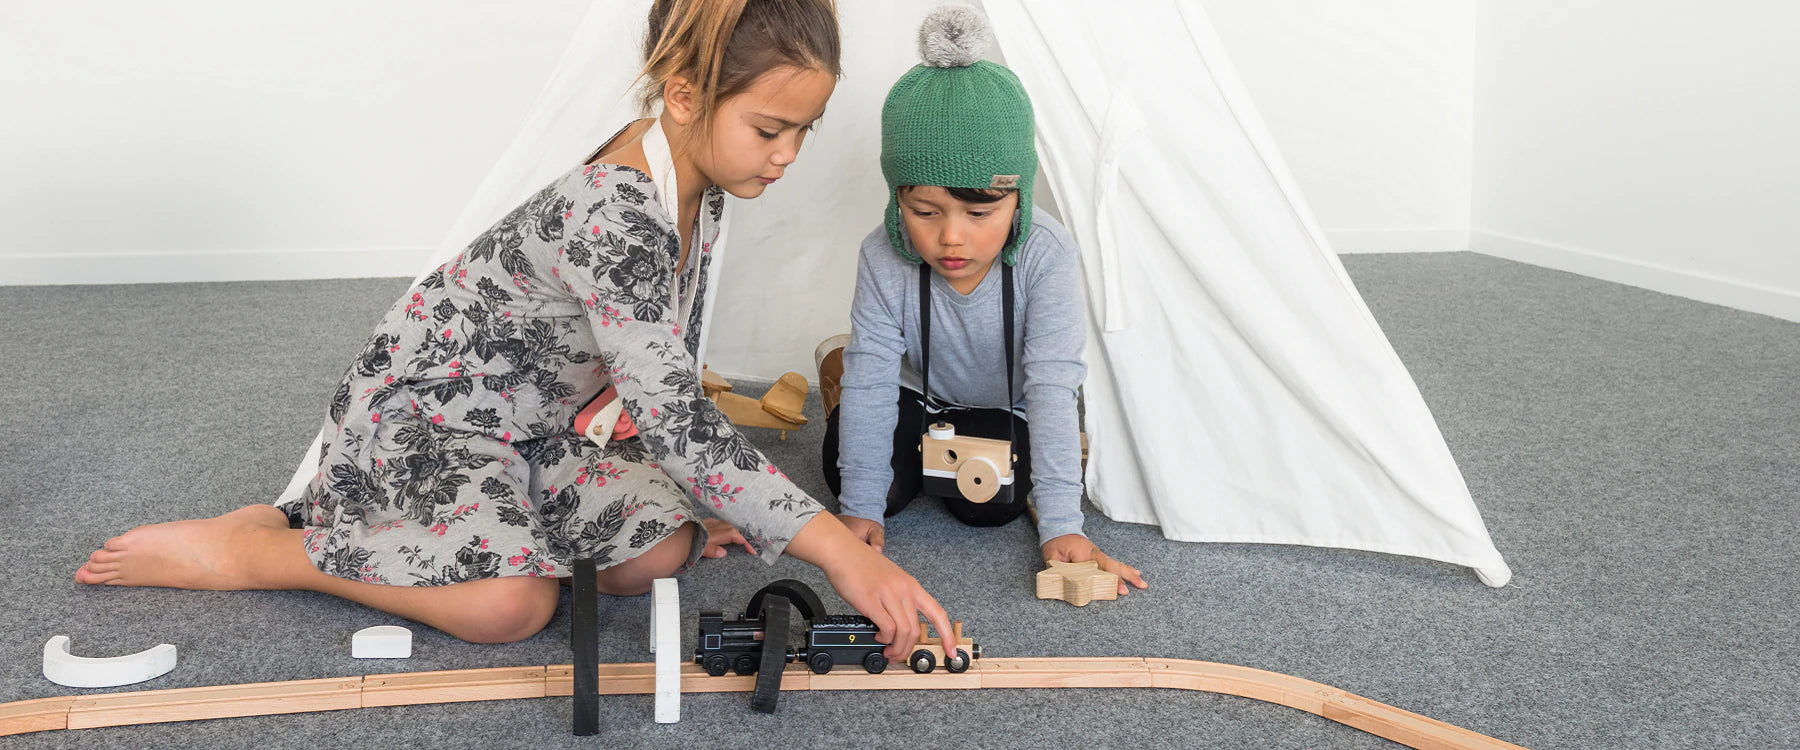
[694,610,891,675]
[695,580,979,677]
[797,614,890,674]
[694,610,793,677]
[695,609,978,676]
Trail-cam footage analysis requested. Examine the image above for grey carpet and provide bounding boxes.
[0,252,1794,749]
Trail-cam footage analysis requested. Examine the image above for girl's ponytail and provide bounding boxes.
[638,0,840,136]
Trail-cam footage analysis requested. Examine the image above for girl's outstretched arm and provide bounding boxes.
[784,513,959,662]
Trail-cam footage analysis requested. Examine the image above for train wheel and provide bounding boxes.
[703,653,729,677]
[733,654,758,676]
[945,648,972,673]
[807,652,834,675]
[862,652,888,674]
[909,649,935,674]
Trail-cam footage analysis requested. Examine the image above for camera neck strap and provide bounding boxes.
[918,261,1016,447]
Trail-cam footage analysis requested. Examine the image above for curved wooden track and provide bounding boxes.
[0,657,1526,748]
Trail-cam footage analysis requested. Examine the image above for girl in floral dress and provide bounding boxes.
[74,0,958,658]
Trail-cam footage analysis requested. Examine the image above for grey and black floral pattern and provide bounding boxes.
[288,156,819,586]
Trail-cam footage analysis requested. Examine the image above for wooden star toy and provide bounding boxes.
[1036,560,1120,606]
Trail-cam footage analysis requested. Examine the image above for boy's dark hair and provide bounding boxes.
[640,0,842,134]
[899,186,1021,248]
[901,185,1012,204]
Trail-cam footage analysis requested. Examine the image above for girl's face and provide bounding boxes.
[692,66,836,200]
[899,187,1018,290]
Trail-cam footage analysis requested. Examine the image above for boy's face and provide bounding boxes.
[899,186,1018,290]
[696,66,835,200]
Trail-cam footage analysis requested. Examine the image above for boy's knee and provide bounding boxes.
[458,578,558,644]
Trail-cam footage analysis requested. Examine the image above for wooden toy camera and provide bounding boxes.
[919,422,1016,504]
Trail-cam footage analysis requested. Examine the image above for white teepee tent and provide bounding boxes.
[279,0,1512,587]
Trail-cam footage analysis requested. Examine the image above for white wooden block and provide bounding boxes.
[352,626,412,659]
[42,635,177,688]
[651,578,680,723]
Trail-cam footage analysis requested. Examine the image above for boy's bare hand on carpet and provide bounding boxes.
[701,518,757,558]
[838,514,886,554]
[1042,534,1148,595]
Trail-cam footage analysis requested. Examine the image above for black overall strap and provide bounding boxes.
[1001,262,1017,450]
[919,262,932,416]
[918,262,1018,459]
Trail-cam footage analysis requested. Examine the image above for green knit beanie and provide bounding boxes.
[881,5,1037,265]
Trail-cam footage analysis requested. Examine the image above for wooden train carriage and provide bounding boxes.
[904,619,980,674]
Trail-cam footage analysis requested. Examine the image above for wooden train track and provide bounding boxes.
[1,657,1526,748]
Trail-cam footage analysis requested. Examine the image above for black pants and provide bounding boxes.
[823,388,1032,527]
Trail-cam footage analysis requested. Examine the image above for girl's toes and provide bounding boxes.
[103,535,130,552]
[74,565,120,584]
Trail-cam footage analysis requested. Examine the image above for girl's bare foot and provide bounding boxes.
[71,505,563,643]
[74,505,294,590]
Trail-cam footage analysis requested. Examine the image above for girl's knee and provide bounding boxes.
[455,577,559,644]
[596,522,695,596]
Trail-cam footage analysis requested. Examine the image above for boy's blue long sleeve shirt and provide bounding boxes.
[837,210,1089,541]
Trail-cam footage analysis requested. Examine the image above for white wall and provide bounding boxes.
[1472,1,1800,321]
[0,1,1477,289]
[0,0,590,284]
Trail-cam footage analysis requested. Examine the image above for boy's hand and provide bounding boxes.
[701,518,757,558]
[838,514,886,555]
[1042,534,1148,596]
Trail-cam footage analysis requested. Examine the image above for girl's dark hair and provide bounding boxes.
[639,0,841,135]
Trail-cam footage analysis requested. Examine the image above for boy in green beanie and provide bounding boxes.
[819,5,1146,596]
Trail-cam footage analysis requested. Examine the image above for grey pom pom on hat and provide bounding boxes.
[917,4,993,68]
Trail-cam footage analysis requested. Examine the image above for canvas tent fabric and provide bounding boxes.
[986,0,1509,587]
[279,0,1511,587]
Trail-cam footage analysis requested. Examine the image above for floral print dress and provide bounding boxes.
[284,154,821,585]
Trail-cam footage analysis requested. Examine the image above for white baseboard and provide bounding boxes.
[0,247,431,286]
[1470,230,1800,323]
[1327,229,1469,254]
[5,230,1468,285]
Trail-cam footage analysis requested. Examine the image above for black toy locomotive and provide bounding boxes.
[695,580,980,677]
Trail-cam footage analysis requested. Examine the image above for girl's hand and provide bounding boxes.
[701,518,757,558]
[838,514,886,555]
[784,514,957,662]
[1042,534,1148,596]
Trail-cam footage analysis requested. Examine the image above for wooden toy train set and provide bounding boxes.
[5,372,1524,745]
[3,578,1528,749]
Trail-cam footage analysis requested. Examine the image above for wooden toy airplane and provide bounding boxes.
[703,366,808,440]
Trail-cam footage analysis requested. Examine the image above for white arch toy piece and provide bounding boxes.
[42,636,177,689]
